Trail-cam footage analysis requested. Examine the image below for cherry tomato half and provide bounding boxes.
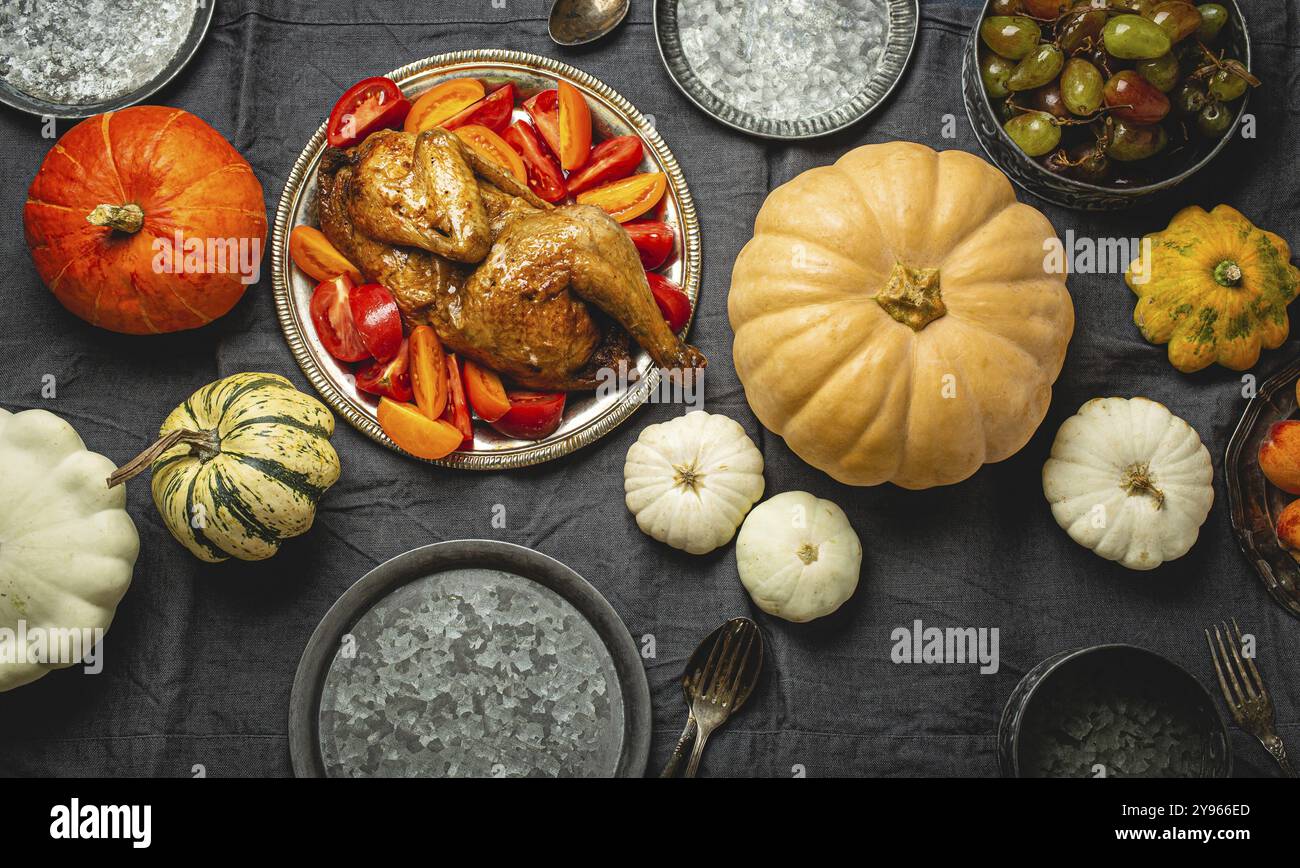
[623,221,675,269]
[565,135,643,195]
[348,283,403,363]
[327,77,410,149]
[490,391,567,441]
[522,89,562,158]
[309,275,369,362]
[502,121,567,203]
[442,83,516,133]
[356,339,413,402]
[647,272,691,333]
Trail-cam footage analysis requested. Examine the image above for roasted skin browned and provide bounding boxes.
[315,127,705,390]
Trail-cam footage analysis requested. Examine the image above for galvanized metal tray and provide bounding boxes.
[653,0,918,139]
[271,50,701,470]
[288,540,651,778]
[0,0,213,119]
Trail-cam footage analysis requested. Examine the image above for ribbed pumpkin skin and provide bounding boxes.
[728,142,1074,489]
[1125,204,1300,373]
[24,106,267,334]
[150,374,340,563]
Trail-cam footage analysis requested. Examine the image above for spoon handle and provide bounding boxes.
[659,714,696,778]
[684,725,713,778]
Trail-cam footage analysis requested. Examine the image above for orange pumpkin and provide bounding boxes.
[24,106,267,334]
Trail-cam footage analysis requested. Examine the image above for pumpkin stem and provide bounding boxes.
[874,262,945,331]
[672,462,702,493]
[1120,462,1165,509]
[107,428,219,488]
[797,543,820,565]
[1213,260,1243,287]
[86,203,144,234]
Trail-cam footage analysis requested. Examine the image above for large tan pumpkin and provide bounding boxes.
[728,142,1073,489]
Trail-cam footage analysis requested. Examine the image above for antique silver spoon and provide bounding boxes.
[548,0,630,46]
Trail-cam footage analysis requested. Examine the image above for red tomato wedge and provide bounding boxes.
[462,360,512,422]
[502,121,567,203]
[378,398,463,460]
[289,226,363,284]
[356,339,413,402]
[441,354,474,448]
[442,83,516,133]
[309,275,369,362]
[490,391,567,441]
[454,124,527,183]
[327,77,410,148]
[409,325,448,420]
[522,89,562,158]
[647,272,691,333]
[404,78,485,134]
[565,135,643,195]
[348,283,403,362]
[557,81,592,171]
[623,221,675,269]
[576,172,666,223]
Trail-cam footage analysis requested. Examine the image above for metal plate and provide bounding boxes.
[288,541,652,778]
[653,0,918,139]
[1225,357,1300,620]
[0,0,213,119]
[271,50,701,470]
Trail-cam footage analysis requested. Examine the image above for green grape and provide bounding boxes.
[991,0,1022,13]
[1147,1,1202,43]
[980,51,1017,99]
[1058,9,1107,55]
[1195,4,1228,41]
[1207,67,1248,102]
[1061,58,1104,115]
[1136,53,1180,92]
[1004,111,1062,157]
[1103,14,1172,60]
[1197,101,1234,137]
[1107,119,1168,160]
[1173,81,1208,116]
[980,16,1042,60]
[1008,44,1064,92]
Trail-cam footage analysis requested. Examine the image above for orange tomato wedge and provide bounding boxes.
[454,124,527,183]
[575,173,667,223]
[289,225,363,283]
[404,78,486,134]
[462,360,511,423]
[377,398,463,460]
[557,81,592,171]
[409,325,448,420]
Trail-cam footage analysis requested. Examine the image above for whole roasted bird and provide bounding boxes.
[316,127,705,390]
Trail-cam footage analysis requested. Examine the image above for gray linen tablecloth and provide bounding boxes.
[1,0,1296,777]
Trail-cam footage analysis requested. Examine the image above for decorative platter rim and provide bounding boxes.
[287,539,652,778]
[271,49,702,470]
[0,0,214,119]
[651,0,920,140]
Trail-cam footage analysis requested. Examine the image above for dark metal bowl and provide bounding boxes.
[961,0,1251,210]
[998,644,1232,778]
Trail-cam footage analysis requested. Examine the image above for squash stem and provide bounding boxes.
[107,428,219,488]
[1213,260,1242,287]
[86,203,144,234]
[874,262,945,331]
[1120,462,1165,509]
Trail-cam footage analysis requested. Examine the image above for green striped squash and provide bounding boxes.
[148,373,340,563]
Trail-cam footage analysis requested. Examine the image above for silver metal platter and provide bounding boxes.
[288,541,652,778]
[0,0,213,119]
[271,50,701,470]
[653,0,919,139]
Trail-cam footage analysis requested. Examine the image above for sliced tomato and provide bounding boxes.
[378,398,463,460]
[289,225,363,284]
[442,83,516,133]
[309,275,369,362]
[576,172,667,223]
[623,221,675,269]
[409,325,448,420]
[405,78,485,134]
[557,81,592,171]
[356,339,413,402]
[462,360,511,422]
[523,89,562,158]
[490,391,567,441]
[327,77,410,148]
[348,283,403,362]
[441,354,474,448]
[502,121,567,203]
[565,135,643,195]
[454,124,527,183]
[647,272,691,333]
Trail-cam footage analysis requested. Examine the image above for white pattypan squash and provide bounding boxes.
[624,411,765,555]
[736,491,862,622]
[0,407,139,692]
[1042,397,1213,570]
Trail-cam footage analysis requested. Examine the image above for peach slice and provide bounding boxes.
[1259,420,1300,494]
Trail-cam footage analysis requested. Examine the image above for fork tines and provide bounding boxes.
[1204,618,1271,726]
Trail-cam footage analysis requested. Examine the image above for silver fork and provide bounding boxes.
[684,618,763,778]
[1205,619,1296,778]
